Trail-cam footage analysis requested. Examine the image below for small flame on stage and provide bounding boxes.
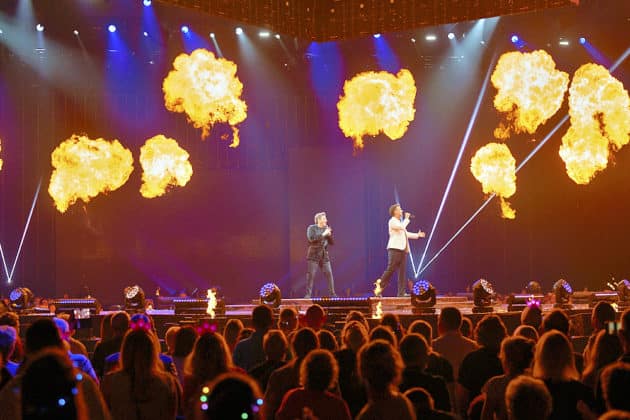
[559,63,630,184]
[0,139,3,172]
[206,289,217,319]
[373,279,383,319]
[163,49,247,147]
[471,143,517,219]
[337,69,417,150]
[491,50,569,139]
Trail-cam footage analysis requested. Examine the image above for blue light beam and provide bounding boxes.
[416,56,496,277]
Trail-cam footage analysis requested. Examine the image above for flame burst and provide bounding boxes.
[0,139,3,171]
[206,289,217,319]
[559,63,630,184]
[492,50,569,139]
[373,279,383,319]
[140,135,193,198]
[470,143,517,219]
[48,135,134,213]
[163,49,247,147]
[337,69,417,149]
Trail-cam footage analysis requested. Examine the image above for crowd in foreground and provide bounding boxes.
[0,301,630,420]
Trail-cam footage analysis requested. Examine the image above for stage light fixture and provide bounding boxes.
[511,35,519,43]
[108,25,117,33]
[373,33,381,39]
[411,280,437,314]
[124,285,146,312]
[143,0,152,6]
[36,24,44,32]
[73,30,79,36]
[259,31,270,38]
[410,37,416,43]
[0,29,3,35]
[9,287,33,312]
[235,27,244,35]
[209,32,215,38]
[259,282,281,308]
[611,279,630,308]
[425,34,437,41]
[472,279,495,313]
[559,39,570,46]
[143,31,149,37]
[525,281,542,295]
[181,26,189,34]
[579,37,586,45]
[447,32,455,40]
[274,34,281,39]
[553,279,573,309]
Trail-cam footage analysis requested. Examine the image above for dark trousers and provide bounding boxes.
[305,259,336,297]
[380,248,408,296]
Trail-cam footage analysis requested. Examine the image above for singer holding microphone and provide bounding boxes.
[376,203,426,297]
[304,212,337,298]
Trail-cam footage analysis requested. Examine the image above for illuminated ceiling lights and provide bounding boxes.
[425,34,437,41]
[36,24,44,32]
[235,27,244,35]
[559,38,570,46]
[259,31,270,37]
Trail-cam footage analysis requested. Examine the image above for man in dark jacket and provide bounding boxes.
[305,212,337,298]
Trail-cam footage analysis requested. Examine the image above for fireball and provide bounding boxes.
[48,135,134,213]
[139,135,193,198]
[491,50,569,139]
[470,143,517,219]
[163,49,247,147]
[337,69,417,149]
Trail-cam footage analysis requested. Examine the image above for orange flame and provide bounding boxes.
[491,50,569,139]
[337,69,417,149]
[373,279,383,319]
[206,289,217,319]
[163,49,247,147]
[48,135,134,213]
[0,139,3,172]
[140,135,193,198]
[559,63,630,184]
[471,143,517,219]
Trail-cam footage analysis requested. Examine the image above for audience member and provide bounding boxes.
[233,305,273,371]
[92,312,130,378]
[263,327,319,419]
[480,336,535,420]
[581,330,622,389]
[405,387,456,420]
[0,312,23,362]
[164,326,180,356]
[278,308,299,337]
[513,325,539,342]
[520,304,543,330]
[399,333,451,412]
[369,325,398,346]
[381,313,404,343]
[541,308,584,373]
[197,372,263,420]
[505,376,552,420]
[276,349,351,420]
[408,319,454,383]
[182,332,232,409]
[101,328,181,420]
[460,317,473,339]
[98,314,114,343]
[345,310,370,332]
[318,329,338,352]
[55,313,89,357]
[458,314,506,415]
[432,307,478,380]
[0,325,17,390]
[52,317,98,383]
[172,326,197,386]
[223,319,244,353]
[248,329,287,392]
[600,362,630,412]
[357,339,416,420]
[533,330,594,419]
[303,304,326,331]
[583,302,616,366]
[335,321,368,418]
[600,411,630,420]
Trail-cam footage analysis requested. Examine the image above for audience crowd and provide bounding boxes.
[0,300,629,419]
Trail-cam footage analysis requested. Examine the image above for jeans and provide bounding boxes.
[305,259,336,297]
[380,248,408,296]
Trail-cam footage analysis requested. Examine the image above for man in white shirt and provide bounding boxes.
[376,203,425,297]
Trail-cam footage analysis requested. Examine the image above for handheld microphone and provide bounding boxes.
[408,214,415,219]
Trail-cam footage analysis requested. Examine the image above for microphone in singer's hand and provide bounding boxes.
[408,214,415,219]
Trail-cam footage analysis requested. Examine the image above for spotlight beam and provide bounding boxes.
[416,46,630,277]
[0,243,10,281]
[416,56,496,277]
[8,179,41,282]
